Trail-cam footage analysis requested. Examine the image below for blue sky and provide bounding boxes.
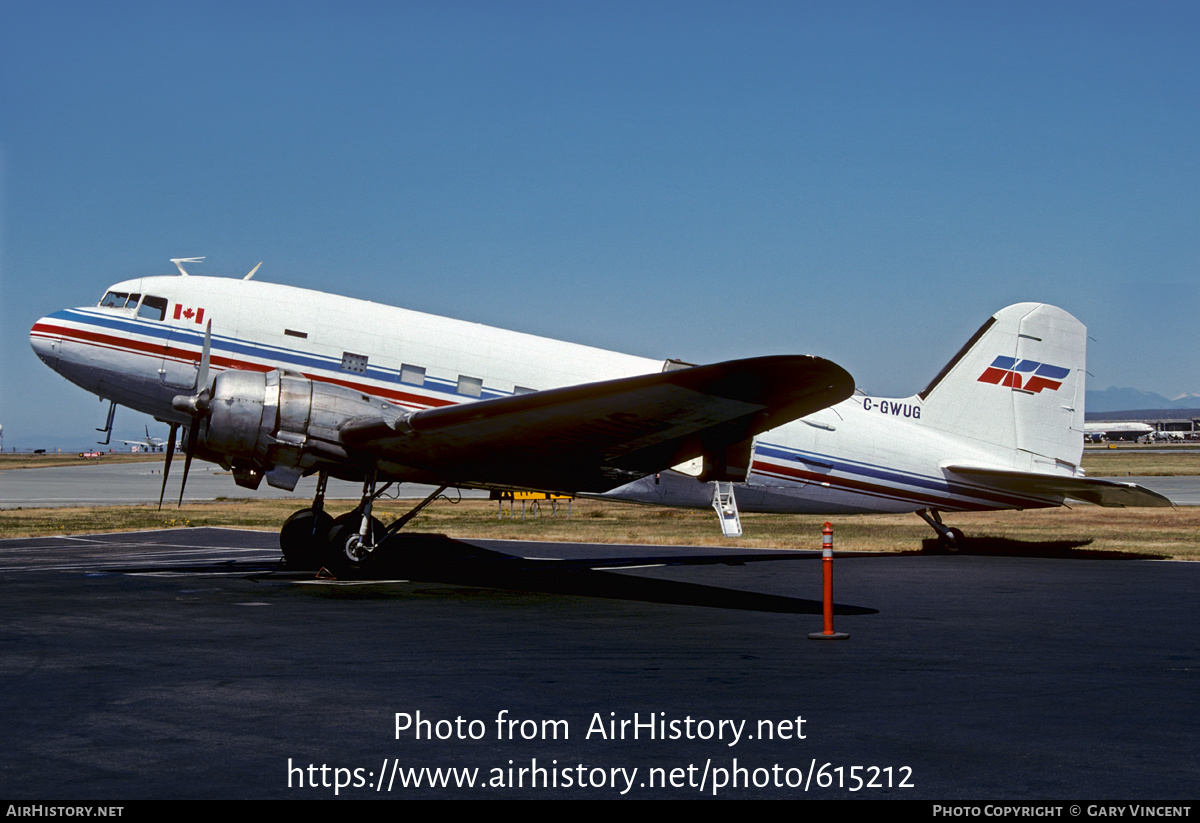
[2,1,1198,448]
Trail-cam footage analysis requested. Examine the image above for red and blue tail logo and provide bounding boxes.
[977,357,1069,393]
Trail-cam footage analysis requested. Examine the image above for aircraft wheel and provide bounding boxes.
[939,527,965,552]
[279,509,333,570]
[323,513,384,578]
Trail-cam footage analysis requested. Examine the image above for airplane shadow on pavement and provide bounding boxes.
[912,535,1167,559]
[295,532,880,616]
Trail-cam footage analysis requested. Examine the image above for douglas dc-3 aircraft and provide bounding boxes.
[30,259,1169,573]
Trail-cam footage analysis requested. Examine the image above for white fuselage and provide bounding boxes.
[31,275,1070,515]
[1083,422,1155,441]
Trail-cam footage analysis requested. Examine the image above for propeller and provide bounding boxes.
[156,422,179,509]
[159,320,214,508]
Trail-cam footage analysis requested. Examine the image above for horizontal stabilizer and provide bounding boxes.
[342,355,854,493]
[943,465,1174,508]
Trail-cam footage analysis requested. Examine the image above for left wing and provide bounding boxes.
[341,355,854,493]
[943,464,1174,507]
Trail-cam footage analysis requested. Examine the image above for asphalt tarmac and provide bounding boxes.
[0,526,1196,799]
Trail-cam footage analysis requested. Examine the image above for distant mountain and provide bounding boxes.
[1086,387,1172,413]
[1169,393,1200,408]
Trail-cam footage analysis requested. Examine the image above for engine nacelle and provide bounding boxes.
[200,370,388,490]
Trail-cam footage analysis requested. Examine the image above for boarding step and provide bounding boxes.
[711,481,743,538]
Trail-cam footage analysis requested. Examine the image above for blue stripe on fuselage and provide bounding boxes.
[49,308,512,401]
[753,442,1054,509]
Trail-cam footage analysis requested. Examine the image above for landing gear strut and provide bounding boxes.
[279,472,332,569]
[321,465,384,576]
[322,474,451,576]
[917,508,964,551]
[278,466,451,576]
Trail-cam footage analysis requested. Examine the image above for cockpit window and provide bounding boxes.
[138,295,168,321]
[99,291,168,320]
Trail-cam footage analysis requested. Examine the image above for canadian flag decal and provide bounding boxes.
[173,304,206,324]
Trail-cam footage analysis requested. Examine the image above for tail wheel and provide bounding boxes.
[939,527,965,552]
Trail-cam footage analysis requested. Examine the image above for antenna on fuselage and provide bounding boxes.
[171,257,204,276]
[244,262,262,280]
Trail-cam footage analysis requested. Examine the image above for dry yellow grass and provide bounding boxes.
[2,497,1197,560]
[1081,448,1200,476]
[3,445,1196,559]
[0,452,160,470]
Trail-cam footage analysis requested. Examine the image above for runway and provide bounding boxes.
[1117,475,1200,505]
[2,462,1197,506]
[0,527,1195,799]
[0,461,488,506]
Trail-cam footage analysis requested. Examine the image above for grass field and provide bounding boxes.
[0,452,161,470]
[1080,447,1200,476]
[3,448,1197,560]
[2,496,1197,560]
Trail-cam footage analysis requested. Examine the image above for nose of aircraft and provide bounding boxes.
[29,315,61,369]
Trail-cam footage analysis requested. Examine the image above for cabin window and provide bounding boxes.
[284,329,308,339]
[341,352,369,374]
[400,364,425,386]
[457,375,483,397]
[100,291,128,308]
[138,295,168,321]
[514,386,535,395]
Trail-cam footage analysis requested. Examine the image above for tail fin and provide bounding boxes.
[918,303,1085,473]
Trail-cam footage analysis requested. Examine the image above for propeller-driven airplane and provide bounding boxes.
[30,259,1169,574]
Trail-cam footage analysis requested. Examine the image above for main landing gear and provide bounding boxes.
[279,472,332,569]
[278,468,449,576]
[917,508,964,551]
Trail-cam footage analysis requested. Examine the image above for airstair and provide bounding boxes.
[711,481,742,537]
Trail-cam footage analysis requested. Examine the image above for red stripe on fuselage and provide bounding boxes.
[33,321,271,373]
[750,458,1053,512]
[32,321,457,411]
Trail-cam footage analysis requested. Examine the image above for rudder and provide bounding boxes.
[918,303,1086,473]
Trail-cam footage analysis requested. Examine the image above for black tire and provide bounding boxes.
[940,527,965,552]
[323,513,384,578]
[279,509,333,570]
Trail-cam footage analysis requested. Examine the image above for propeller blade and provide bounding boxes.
[157,423,179,510]
[178,425,198,507]
[164,321,214,506]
